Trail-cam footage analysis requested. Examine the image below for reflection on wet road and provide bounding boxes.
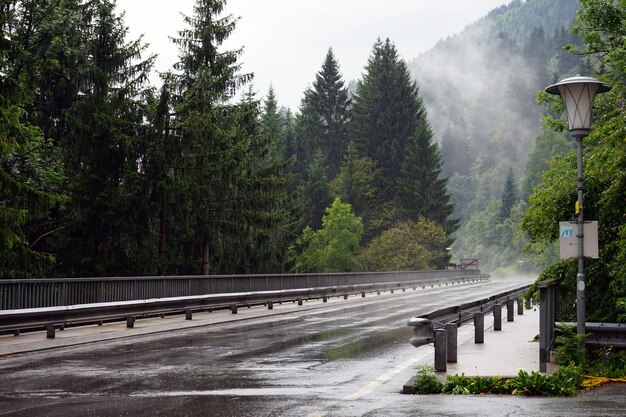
[1,280,536,416]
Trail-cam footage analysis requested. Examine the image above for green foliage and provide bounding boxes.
[413,366,443,394]
[554,325,589,367]
[415,365,584,396]
[555,324,626,378]
[298,149,332,232]
[358,218,448,271]
[397,118,456,233]
[442,374,508,395]
[330,142,379,222]
[505,367,583,397]
[291,198,363,272]
[351,38,423,201]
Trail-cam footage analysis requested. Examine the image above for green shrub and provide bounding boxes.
[442,374,508,395]
[413,366,443,394]
[505,366,583,396]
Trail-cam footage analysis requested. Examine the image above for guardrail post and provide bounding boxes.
[267,301,274,310]
[493,304,502,331]
[323,296,328,303]
[361,292,366,298]
[525,297,532,310]
[517,298,524,315]
[343,294,348,300]
[46,324,55,339]
[539,281,555,372]
[507,299,515,322]
[446,323,457,363]
[474,312,484,343]
[298,298,303,306]
[434,329,447,372]
[230,304,238,314]
[185,309,192,320]
[126,316,135,328]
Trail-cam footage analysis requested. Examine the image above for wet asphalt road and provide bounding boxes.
[1,279,624,416]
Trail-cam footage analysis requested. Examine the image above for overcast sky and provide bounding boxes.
[116,0,512,111]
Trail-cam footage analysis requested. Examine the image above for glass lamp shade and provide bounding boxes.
[545,76,611,137]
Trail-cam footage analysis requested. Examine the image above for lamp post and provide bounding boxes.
[545,76,610,354]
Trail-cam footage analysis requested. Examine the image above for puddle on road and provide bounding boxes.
[323,327,410,360]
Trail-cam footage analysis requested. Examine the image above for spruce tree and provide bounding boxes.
[350,38,423,200]
[299,149,332,231]
[397,118,456,233]
[169,0,290,274]
[294,48,350,177]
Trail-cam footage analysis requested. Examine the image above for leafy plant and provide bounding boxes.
[413,366,443,394]
[505,366,582,396]
[442,374,508,395]
[554,324,588,367]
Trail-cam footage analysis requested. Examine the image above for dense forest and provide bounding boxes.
[1,0,453,278]
[1,0,625,321]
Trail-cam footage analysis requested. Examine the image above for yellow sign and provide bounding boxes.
[575,200,580,215]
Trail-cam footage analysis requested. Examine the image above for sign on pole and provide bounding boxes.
[559,221,599,259]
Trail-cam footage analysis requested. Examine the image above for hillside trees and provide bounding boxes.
[522,0,626,321]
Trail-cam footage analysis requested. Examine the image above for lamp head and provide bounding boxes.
[545,76,611,137]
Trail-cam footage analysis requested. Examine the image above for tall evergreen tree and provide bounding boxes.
[299,149,332,231]
[308,48,351,177]
[168,0,290,274]
[1,1,69,277]
[397,118,457,233]
[54,0,155,276]
[350,38,424,200]
[499,168,518,222]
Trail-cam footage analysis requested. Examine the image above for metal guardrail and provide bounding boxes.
[538,280,626,372]
[406,283,532,374]
[0,273,490,336]
[0,270,483,310]
[410,283,532,335]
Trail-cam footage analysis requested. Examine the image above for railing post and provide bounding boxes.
[517,298,524,315]
[539,282,550,372]
[493,304,502,331]
[46,324,55,339]
[434,329,447,372]
[474,312,484,343]
[446,323,457,363]
[507,299,515,322]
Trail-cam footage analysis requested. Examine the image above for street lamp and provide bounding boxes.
[545,76,610,353]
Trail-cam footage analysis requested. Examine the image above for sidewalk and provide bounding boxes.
[403,304,556,392]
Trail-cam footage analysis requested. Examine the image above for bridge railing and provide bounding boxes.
[0,270,484,310]
[1,271,490,336]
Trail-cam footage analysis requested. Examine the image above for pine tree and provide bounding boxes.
[299,149,332,231]
[0,1,69,277]
[350,38,424,200]
[307,48,351,177]
[169,0,293,274]
[53,0,155,276]
[330,141,379,219]
[499,168,517,222]
[397,118,457,233]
